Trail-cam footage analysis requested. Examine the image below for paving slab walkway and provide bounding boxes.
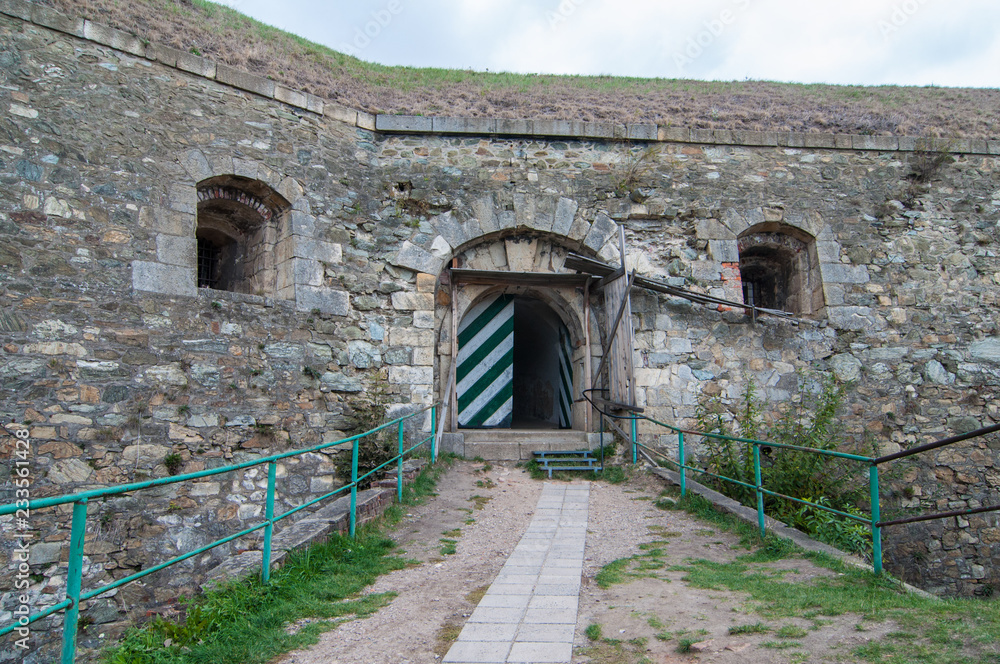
[444,482,590,664]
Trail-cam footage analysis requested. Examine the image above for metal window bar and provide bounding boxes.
[0,403,439,663]
[197,237,220,288]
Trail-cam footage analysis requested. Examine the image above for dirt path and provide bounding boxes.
[275,461,892,664]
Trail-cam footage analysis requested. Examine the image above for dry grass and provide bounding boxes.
[39,0,1000,138]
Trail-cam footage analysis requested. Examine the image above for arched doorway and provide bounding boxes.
[456,294,573,430]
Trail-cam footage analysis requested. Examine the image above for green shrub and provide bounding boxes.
[694,373,869,556]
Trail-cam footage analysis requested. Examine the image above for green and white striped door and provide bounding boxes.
[457,294,515,428]
[557,328,573,429]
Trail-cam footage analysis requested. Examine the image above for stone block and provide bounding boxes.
[690,128,715,144]
[83,20,146,57]
[696,219,736,240]
[295,286,349,316]
[852,135,898,151]
[505,236,538,272]
[376,115,433,132]
[432,210,468,249]
[389,291,431,312]
[174,49,216,78]
[32,3,84,36]
[834,134,854,149]
[496,209,516,230]
[777,132,806,147]
[552,197,579,237]
[388,327,435,347]
[815,241,841,263]
[431,116,496,134]
[29,542,62,565]
[274,85,308,110]
[820,262,870,284]
[293,258,323,286]
[132,261,196,297]
[216,64,275,98]
[49,458,94,483]
[156,234,196,267]
[582,122,617,139]
[583,213,616,252]
[305,93,324,115]
[829,353,862,382]
[496,118,532,135]
[295,238,342,264]
[388,365,433,386]
[626,124,658,141]
[320,372,363,392]
[357,111,376,130]
[393,240,441,275]
[0,0,32,21]
[180,149,212,183]
[711,129,734,144]
[969,338,1000,363]
[732,130,778,146]
[416,273,437,292]
[189,481,222,497]
[324,103,357,126]
[708,239,739,263]
[532,120,577,137]
[658,126,691,142]
[827,305,881,331]
[802,133,836,149]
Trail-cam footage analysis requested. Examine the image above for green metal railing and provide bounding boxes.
[582,386,1000,578]
[1,403,439,663]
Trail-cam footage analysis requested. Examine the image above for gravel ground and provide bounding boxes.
[274,460,891,664]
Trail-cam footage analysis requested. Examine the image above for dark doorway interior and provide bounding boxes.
[512,298,565,429]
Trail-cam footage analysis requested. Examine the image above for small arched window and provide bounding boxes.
[196,176,291,295]
[738,224,823,316]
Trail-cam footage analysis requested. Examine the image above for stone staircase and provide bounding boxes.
[447,429,603,461]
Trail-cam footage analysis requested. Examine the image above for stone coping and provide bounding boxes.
[4,0,999,155]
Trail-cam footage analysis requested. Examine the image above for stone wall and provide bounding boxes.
[1,5,1000,660]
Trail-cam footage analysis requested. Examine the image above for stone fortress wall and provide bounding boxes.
[1,1,1000,658]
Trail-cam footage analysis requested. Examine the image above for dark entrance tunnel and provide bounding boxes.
[512,298,567,429]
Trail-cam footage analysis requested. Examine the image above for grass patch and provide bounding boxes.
[762,640,800,649]
[585,623,602,641]
[468,494,491,510]
[434,621,462,658]
[465,585,490,605]
[662,486,1000,664]
[776,625,808,638]
[595,558,630,588]
[439,538,457,555]
[729,622,770,635]
[102,459,452,664]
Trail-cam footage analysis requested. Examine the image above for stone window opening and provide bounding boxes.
[196,176,291,296]
[738,223,823,316]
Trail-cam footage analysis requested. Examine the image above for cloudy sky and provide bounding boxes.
[219,0,998,88]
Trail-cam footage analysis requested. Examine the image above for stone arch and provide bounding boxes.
[737,222,824,315]
[195,175,292,296]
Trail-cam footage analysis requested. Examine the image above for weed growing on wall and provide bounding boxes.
[337,375,396,486]
[694,374,869,556]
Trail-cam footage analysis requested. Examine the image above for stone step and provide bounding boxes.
[455,430,603,461]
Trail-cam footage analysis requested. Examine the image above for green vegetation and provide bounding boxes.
[103,459,452,664]
[661,489,1000,664]
[585,623,603,641]
[694,374,872,556]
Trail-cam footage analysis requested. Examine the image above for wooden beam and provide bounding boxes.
[592,270,636,395]
[592,265,625,292]
[450,268,591,288]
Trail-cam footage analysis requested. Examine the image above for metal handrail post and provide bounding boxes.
[349,438,359,538]
[870,464,883,574]
[631,417,637,464]
[753,443,766,538]
[678,431,686,497]
[262,461,276,583]
[431,405,437,463]
[397,421,404,503]
[61,499,88,664]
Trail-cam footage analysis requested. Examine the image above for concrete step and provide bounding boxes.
[453,429,603,461]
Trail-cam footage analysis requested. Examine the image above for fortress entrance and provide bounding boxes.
[456,294,573,430]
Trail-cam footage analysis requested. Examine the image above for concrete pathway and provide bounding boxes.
[444,482,590,664]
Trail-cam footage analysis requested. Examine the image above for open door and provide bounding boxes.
[457,294,515,428]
